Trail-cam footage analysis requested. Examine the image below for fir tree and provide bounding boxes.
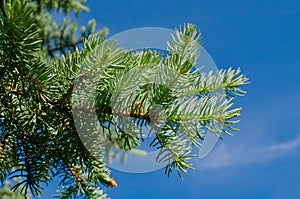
[0,0,249,198]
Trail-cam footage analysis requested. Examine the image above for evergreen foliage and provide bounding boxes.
[0,0,249,198]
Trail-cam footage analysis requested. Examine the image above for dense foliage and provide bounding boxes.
[0,0,248,198]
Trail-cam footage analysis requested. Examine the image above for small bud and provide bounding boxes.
[108,177,117,188]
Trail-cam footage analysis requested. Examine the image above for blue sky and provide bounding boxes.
[42,0,300,198]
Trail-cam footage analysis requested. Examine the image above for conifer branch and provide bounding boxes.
[0,1,249,198]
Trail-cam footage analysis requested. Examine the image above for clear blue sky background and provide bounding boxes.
[42,0,300,198]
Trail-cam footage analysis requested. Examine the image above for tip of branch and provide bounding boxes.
[107,177,117,188]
